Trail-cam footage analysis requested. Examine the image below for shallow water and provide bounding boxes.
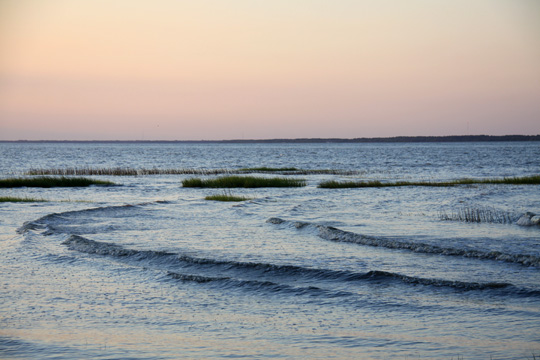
[1,141,539,359]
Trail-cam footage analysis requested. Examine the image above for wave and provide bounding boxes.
[364,270,509,290]
[267,217,540,267]
[63,235,349,297]
[165,271,351,297]
[17,203,153,235]
[61,234,534,295]
[63,234,175,258]
[62,234,360,282]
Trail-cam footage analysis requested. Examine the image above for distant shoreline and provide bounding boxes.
[1,135,539,143]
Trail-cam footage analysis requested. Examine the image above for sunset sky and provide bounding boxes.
[1,0,539,140]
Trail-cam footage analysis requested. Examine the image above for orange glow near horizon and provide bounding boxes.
[1,0,539,140]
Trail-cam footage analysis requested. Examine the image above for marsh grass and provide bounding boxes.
[182,176,306,188]
[26,167,233,176]
[319,175,540,188]
[240,168,357,175]
[205,190,252,202]
[0,176,115,188]
[482,175,540,185]
[0,196,47,202]
[239,167,299,172]
[439,207,516,224]
[26,167,358,176]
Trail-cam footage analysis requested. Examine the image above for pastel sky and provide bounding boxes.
[1,0,539,140]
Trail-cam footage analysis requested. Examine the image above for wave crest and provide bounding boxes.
[61,235,531,295]
[267,217,540,267]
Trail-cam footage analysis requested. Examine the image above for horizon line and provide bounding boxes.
[1,135,540,143]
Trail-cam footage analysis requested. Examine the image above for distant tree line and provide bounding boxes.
[5,135,540,143]
[220,135,540,143]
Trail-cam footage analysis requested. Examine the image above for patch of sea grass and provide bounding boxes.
[439,207,516,224]
[182,176,306,188]
[0,176,115,188]
[480,175,540,185]
[25,167,234,176]
[240,168,358,175]
[0,196,47,203]
[205,190,252,202]
[319,175,540,188]
[26,167,359,176]
[239,167,300,172]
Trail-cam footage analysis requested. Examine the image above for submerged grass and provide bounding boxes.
[183,176,306,188]
[319,175,540,188]
[0,196,47,203]
[0,176,115,188]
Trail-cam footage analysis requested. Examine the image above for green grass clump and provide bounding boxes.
[0,196,47,203]
[238,167,359,175]
[205,194,250,202]
[205,191,252,202]
[0,176,115,188]
[319,175,540,188]
[318,179,464,188]
[481,175,540,185]
[182,176,306,188]
[239,167,300,172]
[319,180,383,188]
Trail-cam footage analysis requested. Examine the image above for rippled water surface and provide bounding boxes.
[1,141,540,359]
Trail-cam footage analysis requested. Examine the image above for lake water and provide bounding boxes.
[1,141,539,359]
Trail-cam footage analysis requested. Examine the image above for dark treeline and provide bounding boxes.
[221,135,540,143]
[3,135,540,143]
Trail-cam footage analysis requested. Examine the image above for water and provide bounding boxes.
[1,141,539,359]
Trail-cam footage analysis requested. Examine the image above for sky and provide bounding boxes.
[1,0,539,140]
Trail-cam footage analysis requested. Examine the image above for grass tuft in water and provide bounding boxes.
[439,207,516,224]
[319,175,540,188]
[0,176,115,188]
[205,190,252,202]
[0,196,47,203]
[182,176,306,188]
